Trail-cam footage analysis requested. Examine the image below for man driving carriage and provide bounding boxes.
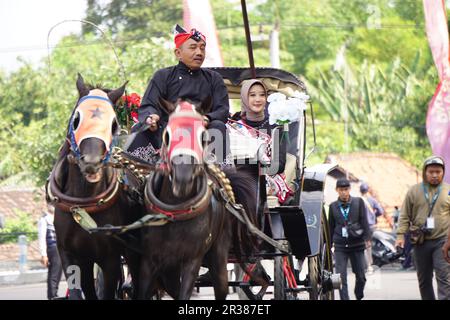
[127,25,230,165]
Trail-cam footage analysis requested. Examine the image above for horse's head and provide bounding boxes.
[68,73,127,183]
[159,98,211,197]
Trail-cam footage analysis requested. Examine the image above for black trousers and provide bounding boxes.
[413,237,450,300]
[47,245,63,299]
[334,249,367,300]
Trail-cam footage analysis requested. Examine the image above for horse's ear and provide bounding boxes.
[198,96,212,115]
[76,73,89,98]
[158,97,176,115]
[108,80,129,105]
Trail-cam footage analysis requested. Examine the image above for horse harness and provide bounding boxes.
[46,144,287,254]
[94,149,288,253]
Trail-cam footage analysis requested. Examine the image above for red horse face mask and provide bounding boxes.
[163,101,207,165]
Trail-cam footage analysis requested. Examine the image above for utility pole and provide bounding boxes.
[270,22,280,68]
[241,0,256,78]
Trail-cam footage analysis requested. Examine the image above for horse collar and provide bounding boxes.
[46,158,121,214]
[144,171,213,221]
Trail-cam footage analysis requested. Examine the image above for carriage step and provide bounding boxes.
[285,287,311,293]
[195,280,270,288]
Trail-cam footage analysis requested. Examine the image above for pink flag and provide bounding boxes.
[423,0,450,182]
[183,0,223,67]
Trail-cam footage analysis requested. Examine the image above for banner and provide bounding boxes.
[423,0,450,182]
[183,0,223,67]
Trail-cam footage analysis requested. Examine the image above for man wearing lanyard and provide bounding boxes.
[395,156,450,300]
[329,178,371,300]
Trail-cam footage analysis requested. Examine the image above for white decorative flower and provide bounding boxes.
[267,92,287,103]
[268,90,309,125]
[291,90,310,102]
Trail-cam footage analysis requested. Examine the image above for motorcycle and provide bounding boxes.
[371,229,404,267]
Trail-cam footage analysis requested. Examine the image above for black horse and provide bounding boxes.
[47,74,144,299]
[137,99,241,300]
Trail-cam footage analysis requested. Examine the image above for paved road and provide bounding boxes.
[0,265,434,300]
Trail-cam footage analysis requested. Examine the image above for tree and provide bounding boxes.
[82,0,183,40]
[0,32,174,186]
[307,56,436,168]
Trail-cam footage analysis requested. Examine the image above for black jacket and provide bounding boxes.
[138,62,230,124]
[328,196,371,251]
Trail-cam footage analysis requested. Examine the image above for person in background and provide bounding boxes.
[38,204,63,300]
[329,178,371,300]
[360,182,384,274]
[395,156,450,300]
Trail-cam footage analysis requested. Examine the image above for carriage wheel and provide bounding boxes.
[308,209,335,300]
[274,256,287,300]
[274,256,298,300]
[94,263,105,300]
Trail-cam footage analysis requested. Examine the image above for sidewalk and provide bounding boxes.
[0,269,47,286]
[0,260,47,286]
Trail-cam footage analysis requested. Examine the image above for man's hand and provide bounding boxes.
[41,256,49,267]
[442,241,450,264]
[395,239,405,249]
[366,240,372,249]
[145,114,160,132]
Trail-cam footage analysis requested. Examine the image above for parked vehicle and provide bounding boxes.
[371,229,404,267]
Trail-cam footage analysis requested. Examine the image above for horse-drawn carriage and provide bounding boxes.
[45,66,340,300]
[195,67,341,300]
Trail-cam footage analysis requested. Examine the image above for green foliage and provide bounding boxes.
[0,209,37,244]
[307,56,436,169]
[83,0,183,39]
[0,32,173,186]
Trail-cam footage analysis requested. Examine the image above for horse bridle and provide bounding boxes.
[46,94,121,214]
[68,94,118,164]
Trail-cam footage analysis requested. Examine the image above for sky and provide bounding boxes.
[0,0,87,74]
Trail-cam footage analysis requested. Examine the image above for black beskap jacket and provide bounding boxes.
[138,62,230,124]
[328,196,371,251]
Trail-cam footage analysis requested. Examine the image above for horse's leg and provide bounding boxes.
[99,258,121,300]
[162,265,181,299]
[178,259,203,300]
[124,250,141,300]
[57,248,83,300]
[207,247,230,300]
[207,212,231,300]
[79,261,97,300]
[138,258,158,299]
